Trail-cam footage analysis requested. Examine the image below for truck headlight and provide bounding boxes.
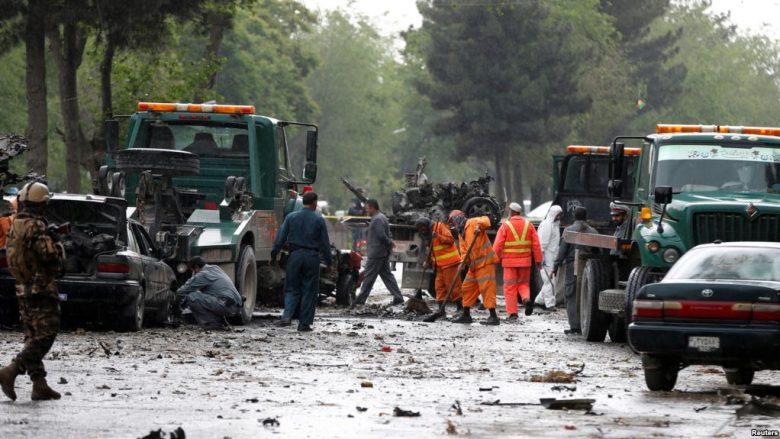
[646,241,660,253]
[662,247,680,264]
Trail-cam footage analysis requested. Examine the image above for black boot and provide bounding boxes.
[481,308,500,325]
[524,299,534,316]
[455,299,463,312]
[452,307,472,324]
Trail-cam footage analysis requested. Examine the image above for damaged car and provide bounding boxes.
[0,194,176,331]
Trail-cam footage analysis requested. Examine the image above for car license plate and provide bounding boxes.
[688,336,719,352]
[58,293,67,302]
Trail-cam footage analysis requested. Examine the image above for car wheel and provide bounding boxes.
[120,290,145,332]
[335,272,357,307]
[608,317,627,343]
[115,148,200,176]
[580,259,611,342]
[229,246,257,325]
[642,354,679,391]
[724,368,755,386]
[155,289,177,326]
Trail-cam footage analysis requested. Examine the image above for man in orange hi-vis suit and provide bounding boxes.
[415,217,462,318]
[448,210,500,325]
[493,202,543,322]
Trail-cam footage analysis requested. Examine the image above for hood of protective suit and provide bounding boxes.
[543,205,563,223]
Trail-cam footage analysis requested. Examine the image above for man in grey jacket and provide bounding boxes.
[354,199,405,306]
[552,207,597,335]
[177,256,243,330]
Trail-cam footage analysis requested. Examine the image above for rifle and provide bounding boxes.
[341,177,367,203]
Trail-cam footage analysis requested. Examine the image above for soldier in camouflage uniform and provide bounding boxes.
[0,182,64,401]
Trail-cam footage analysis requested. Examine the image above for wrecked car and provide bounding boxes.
[0,194,176,331]
[629,242,780,391]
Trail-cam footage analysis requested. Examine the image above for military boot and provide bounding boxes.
[31,377,61,401]
[0,361,19,401]
[452,307,472,324]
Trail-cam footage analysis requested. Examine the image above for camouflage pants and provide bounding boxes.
[14,287,60,380]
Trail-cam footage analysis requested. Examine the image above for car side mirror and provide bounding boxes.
[654,186,673,204]
[609,141,625,181]
[105,119,120,154]
[608,179,623,199]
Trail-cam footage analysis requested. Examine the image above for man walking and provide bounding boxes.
[449,211,499,325]
[552,206,597,335]
[354,199,404,306]
[415,217,462,317]
[534,205,563,311]
[0,182,64,401]
[493,202,543,322]
[272,191,332,332]
[177,256,242,330]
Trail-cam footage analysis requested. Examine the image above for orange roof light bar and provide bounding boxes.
[566,145,641,155]
[657,124,780,137]
[137,102,255,115]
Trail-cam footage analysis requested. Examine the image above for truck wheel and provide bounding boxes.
[462,197,500,225]
[724,368,755,386]
[115,148,200,176]
[120,290,145,332]
[642,354,679,391]
[335,272,357,306]
[608,317,627,343]
[231,246,257,325]
[625,266,659,325]
[580,259,611,342]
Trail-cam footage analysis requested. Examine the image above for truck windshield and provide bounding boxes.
[133,121,249,158]
[655,144,780,193]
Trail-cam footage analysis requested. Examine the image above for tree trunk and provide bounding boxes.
[509,146,525,211]
[24,0,48,177]
[493,146,504,207]
[49,23,87,193]
[193,11,229,102]
[87,38,117,177]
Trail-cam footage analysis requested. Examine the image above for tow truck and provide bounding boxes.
[95,102,360,324]
[564,124,780,342]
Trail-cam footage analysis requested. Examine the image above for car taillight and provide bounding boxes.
[663,301,751,320]
[633,300,663,318]
[98,262,129,273]
[752,303,780,321]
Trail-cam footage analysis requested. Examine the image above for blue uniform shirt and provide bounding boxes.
[272,207,333,266]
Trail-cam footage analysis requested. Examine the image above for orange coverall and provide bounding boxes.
[493,214,543,315]
[459,216,498,309]
[0,198,18,248]
[428,221,461,303]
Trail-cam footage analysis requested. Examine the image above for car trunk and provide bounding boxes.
[46,198,127,275]
[636,282,780,325]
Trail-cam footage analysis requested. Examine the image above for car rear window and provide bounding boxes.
[666,247,780,281]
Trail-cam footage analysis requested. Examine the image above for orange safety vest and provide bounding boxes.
[430,222,460,268]
[460,216,497,270]
[494,216,539,267]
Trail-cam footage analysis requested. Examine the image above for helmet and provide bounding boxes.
[19,182,50,203]
[609,202,630,216]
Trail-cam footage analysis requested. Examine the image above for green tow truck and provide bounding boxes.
[564,124,780,342]
[96,102,357,324]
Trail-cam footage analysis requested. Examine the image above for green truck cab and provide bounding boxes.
[565,124,780,342]
[98,102,320,324]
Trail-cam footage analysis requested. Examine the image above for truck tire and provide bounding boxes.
[724,368,755,386]
[115,148,200,176]
[625,266,658,326]
[119,290,145,332]
[580,259,611,342]
[642,354,679,391]
[231,246,257,325]
[462,197,500,226]
[335,272,357,306]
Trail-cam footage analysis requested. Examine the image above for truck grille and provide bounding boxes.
[693,213,780,245]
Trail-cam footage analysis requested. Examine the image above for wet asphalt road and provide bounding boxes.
[1,282,779,438]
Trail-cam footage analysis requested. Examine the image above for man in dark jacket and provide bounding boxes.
[177,256,243,330]
[552,206,597,335]
[354,199,404,306]
[272,191,332,331]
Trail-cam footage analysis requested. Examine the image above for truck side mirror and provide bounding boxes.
[608,179,623,199]
[306,130,318,163]
[654,186,673,204]
[609,141,625,181]
[105,119,120,154]
[303,162,317,183]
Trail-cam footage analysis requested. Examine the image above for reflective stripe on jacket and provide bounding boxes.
[459,216,496,270]
[431,221,460,268]
[493,215,543,268]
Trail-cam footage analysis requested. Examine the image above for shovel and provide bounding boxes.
[423,230,481,323]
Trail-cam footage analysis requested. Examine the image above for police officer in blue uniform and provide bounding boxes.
[271,191,333,332]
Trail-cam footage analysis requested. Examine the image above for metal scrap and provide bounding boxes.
[540,398,595,411]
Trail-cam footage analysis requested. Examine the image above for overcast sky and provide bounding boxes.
[301,0,780,40]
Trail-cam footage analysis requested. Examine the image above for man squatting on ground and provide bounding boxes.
[415,217,462,316]
[354,199,405,306]
[176,256,243,330]
[493,202,543,322]
[272,191,332,332]
[0,182,64,401]
[448,210,500,325]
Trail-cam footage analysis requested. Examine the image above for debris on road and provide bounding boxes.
[213,340,231,348]
[736,399,780,418]
[381,346,392,352]
[58,377,68,385]
[530,370,576,383]
[450,401,463,416]
[539,398,595,411]
[393,407,421,417]
[446,419,458,435]
[481,400,539,407]
[361,381,374,388]
[138,427,186,439]
[356,406,368,412]
[550,385,576,392]
[405,297,432,315]
[261,418,280,427]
